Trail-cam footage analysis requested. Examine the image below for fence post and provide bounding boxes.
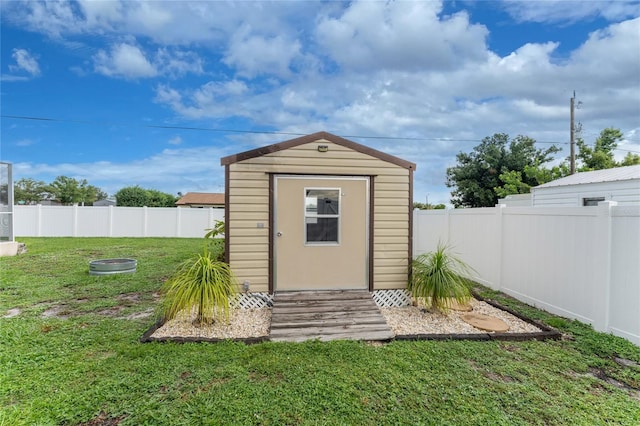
[495,204,506,291]
[108,205,114,237]
[444,208,451,245]
[176,207,182,237]
[36,204,42,237]
[594,201,616,333]
[143,206,148,237]
[412,209,418,257]
[73,204,79,237]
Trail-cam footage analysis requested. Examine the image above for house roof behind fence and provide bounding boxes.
[535,165,640,189]
[176,192,225,205]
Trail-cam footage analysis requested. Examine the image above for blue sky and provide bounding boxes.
[1,0,639,205]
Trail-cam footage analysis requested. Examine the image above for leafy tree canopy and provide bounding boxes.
[115,186,177,207]
[14,178,47,205]
[576,127,639,170]
[413,202,446,210]
[14,176,106,205]
[446,133,559,208]
[45,176,106,205]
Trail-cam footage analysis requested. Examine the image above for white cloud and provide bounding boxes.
[500,0,640,23]
[93,43,157,79]
[92,43,205,79]
[168,136,182,145]
[315,1,489,71]
[16,139,35,147]
[8,48,41,76]
[155,80,251,119]
[224,25,302,78]
[154,48,204,77]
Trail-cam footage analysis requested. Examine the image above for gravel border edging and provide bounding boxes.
[140,294,561,344]
[139,318,269,345]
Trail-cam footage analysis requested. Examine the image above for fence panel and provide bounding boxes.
[14,205,225,238]
[609,206,640,343]
[500,207,601,325]
[76,207,111,237]
[413,204,640,345]
[40,206,75,236]
[111,207,145,237]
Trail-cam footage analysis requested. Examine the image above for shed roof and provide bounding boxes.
[535,165,640,189]
[220,131,416,170]
[176,192,225,205]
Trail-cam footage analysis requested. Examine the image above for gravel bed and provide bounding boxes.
[152,298,541,340]
[380,299,542,335]
[152,308,271,339]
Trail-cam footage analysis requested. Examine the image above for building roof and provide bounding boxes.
[535,165,640,189]
[220,131,416,170]
[175,192,225,205]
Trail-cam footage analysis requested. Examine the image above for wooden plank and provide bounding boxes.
[271,305,380,314]
[272,299,376,308]
[274,290,371,301]
[269,324,393,338]
[270,330,394,343]
[271,317,388,329]
[271,311,385,321]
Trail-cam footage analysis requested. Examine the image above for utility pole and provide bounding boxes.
[570,91,576,175]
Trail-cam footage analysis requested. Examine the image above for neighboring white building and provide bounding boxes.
[531,165,640,207]
[498,193,532,207]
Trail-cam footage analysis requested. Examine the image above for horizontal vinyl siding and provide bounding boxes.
[227,139,411,292]
[533,180,640,207]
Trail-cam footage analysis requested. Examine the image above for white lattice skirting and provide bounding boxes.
[232,290,411,309]
[230,293,274,309]
[371,289,412,307]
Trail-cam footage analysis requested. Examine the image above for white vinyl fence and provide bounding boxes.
[13,203,640,345]
[14,205,225,238]
[414,202,640,346]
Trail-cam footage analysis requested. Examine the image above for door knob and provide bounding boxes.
[276,231,283,237]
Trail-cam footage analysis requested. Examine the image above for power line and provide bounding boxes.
[3,114,640,153]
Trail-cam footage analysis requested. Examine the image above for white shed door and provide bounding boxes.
[274,176,369,291]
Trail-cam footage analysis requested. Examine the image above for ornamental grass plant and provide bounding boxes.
[160,247,237,326]
[409,242,475,313]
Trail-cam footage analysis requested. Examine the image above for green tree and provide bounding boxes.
[14,178,47,204]
[413,202,448,210]
[495,163,570,198]
[446,133,559,207]
[576,128,623,171]
[115,186,177,207]
[620,152,640,166]
[45,176,105,205]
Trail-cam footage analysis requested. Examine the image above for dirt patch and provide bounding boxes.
[118,308,154,320]
[116,293,143,303]
[569,368,640,400]
[614,357,640,369]
[78,412,126,426]
[96,306,125,317]
[3,308,21,318]
[41,305,72,319]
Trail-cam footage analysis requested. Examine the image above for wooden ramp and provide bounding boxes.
[269,290,394,342]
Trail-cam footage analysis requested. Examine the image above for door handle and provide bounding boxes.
[276,231,283,237]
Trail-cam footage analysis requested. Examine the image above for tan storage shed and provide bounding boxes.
[220,132,415,295]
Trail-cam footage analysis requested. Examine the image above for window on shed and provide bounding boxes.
[583,197,605,206]
[305,188,340,244]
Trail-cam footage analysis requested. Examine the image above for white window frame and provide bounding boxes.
[304,187,341,246]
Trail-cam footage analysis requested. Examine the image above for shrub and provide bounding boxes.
[160,248,237,326]
[409,242,475,313]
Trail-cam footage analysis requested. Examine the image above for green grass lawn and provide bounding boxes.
[1,238,639,425]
